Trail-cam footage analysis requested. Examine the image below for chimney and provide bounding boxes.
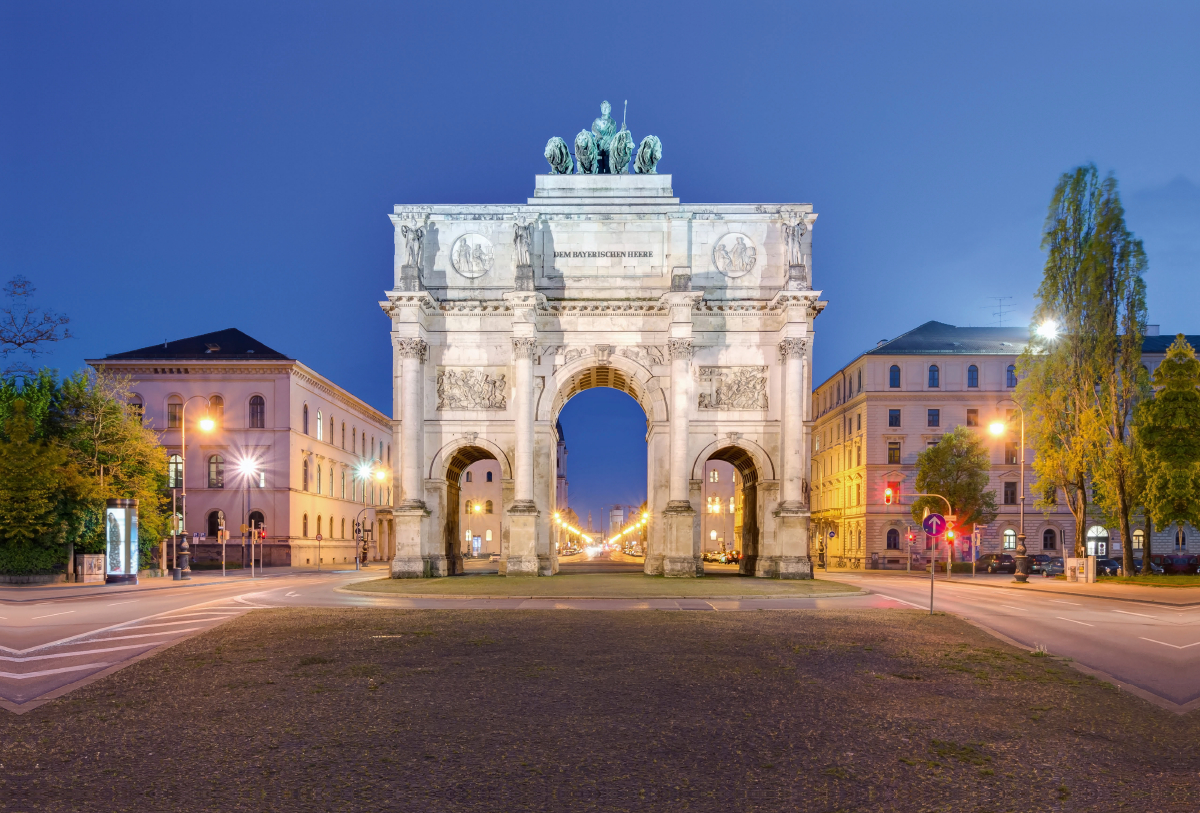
[1146,324,1160,336]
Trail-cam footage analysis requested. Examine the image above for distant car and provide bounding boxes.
[1028,554,1052,574]
[1094,557,1122,576]
[1157,554,1200,575]
[1134,558,1164,575]
[976,553,1016,574]
[488,553,500,563]
[1042,557,1065,577]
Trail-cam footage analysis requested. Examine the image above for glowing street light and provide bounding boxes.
[1036,320,1058,340]
[988,421,1007,436]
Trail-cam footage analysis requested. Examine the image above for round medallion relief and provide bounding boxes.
[450,234,495,279]
[712,232,758,277]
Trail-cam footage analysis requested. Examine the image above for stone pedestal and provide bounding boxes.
[398,264,422,292]
[662,502,701,578]
[775,511,813,580]
[786,264,809,291]
[506,504,540,576]
[515,264,535,292]
[391,507,433,578]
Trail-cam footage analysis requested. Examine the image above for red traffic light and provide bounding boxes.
[883,487,894,505]
[906,531,915,542]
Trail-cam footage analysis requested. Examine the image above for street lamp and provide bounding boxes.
[1036,320,1058,340]
[991,400,1028,582]
[237,457,260,577]
[176,396,214,580]
[354,458,390,562]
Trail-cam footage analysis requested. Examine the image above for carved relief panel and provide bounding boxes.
[436,368,508,410]
[697,366,768,410]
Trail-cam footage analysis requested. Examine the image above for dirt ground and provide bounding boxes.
[4,608,1198,812]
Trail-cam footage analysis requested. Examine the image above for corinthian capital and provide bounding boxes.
[512,337,538,360]
[779,337,808,359]
[668,338,694,361]
[394,337,428,360]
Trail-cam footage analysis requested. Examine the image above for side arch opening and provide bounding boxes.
[444,445,498,575]
[700,445,761,575]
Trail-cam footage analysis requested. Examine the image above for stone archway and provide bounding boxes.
[383,169,822,579]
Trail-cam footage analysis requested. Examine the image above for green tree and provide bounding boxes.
[910,427,999,537]
[1135,336,1200,540]
[0,400,93,575]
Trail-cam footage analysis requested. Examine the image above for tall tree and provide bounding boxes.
[910,426,999,534]
[1135,336,1200,541]
[0,276,70,374]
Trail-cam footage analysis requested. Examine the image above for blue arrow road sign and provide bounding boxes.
[922,513,947,536]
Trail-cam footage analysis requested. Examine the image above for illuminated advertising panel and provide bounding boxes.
[105,498,140,585]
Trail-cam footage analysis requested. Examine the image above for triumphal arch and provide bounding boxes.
[382,104,823,578]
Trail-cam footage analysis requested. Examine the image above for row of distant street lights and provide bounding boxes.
[606,512,650,547]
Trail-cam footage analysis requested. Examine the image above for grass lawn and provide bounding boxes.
[1096,573,1200,587]
[343,571,859,598]
[6,608,1198,812]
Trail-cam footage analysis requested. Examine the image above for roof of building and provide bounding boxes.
[865,321,1029,357]
[1142,333,1200,354]
[99,328,291,361]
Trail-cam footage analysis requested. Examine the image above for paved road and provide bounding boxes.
[835,572,1200,712]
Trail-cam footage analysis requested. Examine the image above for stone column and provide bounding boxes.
[776,336,813,579]
[391,337,431,578]
[506,336,540,575]
[662,337,700,577]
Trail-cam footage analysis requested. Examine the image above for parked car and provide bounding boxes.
[1156,553,1200,574]
[1094,557,1122,576]
[1028,554,1052,574]
[1042,557,1065,577]
[976,553,1016,574]
[1134,558,1165,575]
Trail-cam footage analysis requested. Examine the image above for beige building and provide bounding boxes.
[810,321,1077,569]
[90,328,395,569]
[459,459,502,557]
[699,461,741,552]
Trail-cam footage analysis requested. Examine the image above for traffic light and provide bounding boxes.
[883,487,894,505]
[906,530,915,543]
[259,527,267,540]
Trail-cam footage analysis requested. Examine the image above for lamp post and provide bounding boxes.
[237,457,260,576]
[355,458,389,562]
[176,396,214,580]
[991,400,1028,583]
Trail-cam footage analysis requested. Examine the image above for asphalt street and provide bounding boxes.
[4,566,1198,715]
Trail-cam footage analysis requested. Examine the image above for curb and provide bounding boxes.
[832,572,1200,608]
[334,585,868,601]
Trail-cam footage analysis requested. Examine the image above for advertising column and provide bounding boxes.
[105,498,139,585]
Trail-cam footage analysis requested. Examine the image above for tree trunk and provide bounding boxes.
[1118,480,1135,576]
[1072,478,1088,558]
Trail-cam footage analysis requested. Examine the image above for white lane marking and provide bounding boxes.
[0,642,159,662]
[285,591,299,597]
[80,628,202,645]
[153,613,236,621]
[234,595,271,608]
[875,594,925,609]
[1139,637,1200,650]
[30,611,76,620]
[1000,605,1026,611]
[116,619,229,631]
[1051,599,1082,606]
[1056,616,1094,627]
[1113,610,1157,619]
[107,601,137,606]
[0,663,110,680]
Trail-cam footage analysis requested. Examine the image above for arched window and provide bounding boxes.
[302,458,309,491]
[466,471,472,483]
[371,437,375,458]
[387,444,391,464]
[207,510,225,537]
[709,469,719,483]
[168,395,183,428]
[485,529,492,542]
[1006,365,1018,388]
[303,404,309,435]
[1042,528,1057,550]
[317,410,323,440]
[329,466,333,495]
[341,471,345,499]
[302,514,309,537]
[352,427,357,453]
[249,395,265,429]
[889,365,900,388]
[486,471,493,482]
[168,454,183,489]
[1003,529,1017,549]
[1176,526,1187,552]
[710,529,717,541]
[248,510,265,533]
[485,500,494,514]
[967,365,979,388]
[886,528,900,549]
[129,395,144,425]
[210,395,224,428]
[316,465,322,494]
[329,415,333,443]
[837,382,842,403]
[208,455,224,488]
[316,515,322,537]
[1132,529,1145,551]
[928,365,940,388]
[857,368,862,392]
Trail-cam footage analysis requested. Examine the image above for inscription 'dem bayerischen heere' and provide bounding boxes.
[553,251,654,258]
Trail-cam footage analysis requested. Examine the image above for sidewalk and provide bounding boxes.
[819,569,1200,607]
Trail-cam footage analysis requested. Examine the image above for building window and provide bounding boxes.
[210,395,224,428]
[207,510,225,538]
[887,442,901,465]
[329,467,333,494]
[249,395,265,428]
[352,427,356,453]
[129,397,144,425]
[888,409,901,428]
[303,405,309,435]
[927,409,940,427]
[1132,529,1145,551]
[486,471,493,482]
[466,471,472,483]
[856,445,861,466]
[855,483,861,505]
[928,365,939,388]
[857,368,862,393]
[168,400,182,428]
[387,444,391,464]
[316,515,323,537]
[966,408,978,427]
[707,497,721,514]
[302,459,309,491]
[1004,440,1019,465]
[709,469,719,483]
[887,528,900,550]
[340,518,345,538]
[317,410,323,440]
[1176,527,1187,552]
[1042,529,1057,550]
[855,412,861,432]
[249,511,264,533]
[889,365,900,388]
[886,481,900,504]
[1003,481,1017,505]
[729,496,735,513]
[208,455,224,488]
[710,529,718,542]
[168,454,183,489]
[1006,365,1018,388]
[316,465,322,494]
[485,500,493,514]
[1003,529,1017,549]
[341,471,345,499]
[303,514,309,537]
[342,422,346,449]
[967,365,979,388]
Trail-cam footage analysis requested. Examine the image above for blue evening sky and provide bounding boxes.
[3,1,1197,525]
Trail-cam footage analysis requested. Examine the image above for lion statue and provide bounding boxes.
[544,137,573,175]
[634,135,662,174]
[608,129,634,174]
[574,130,600,174]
